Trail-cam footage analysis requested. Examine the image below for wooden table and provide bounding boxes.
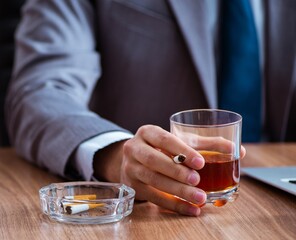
[0,144,295,240]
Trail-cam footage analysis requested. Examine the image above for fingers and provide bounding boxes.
[178,133,234,154]
[198,136,246,159]
[171,127,246,158]
[121,129,207,216]
[130,162,206,206]
[136,125,205,170]
[127,141,201,186]
[241,145,247,159]
[134,182,204,216]
[121,124,245,216]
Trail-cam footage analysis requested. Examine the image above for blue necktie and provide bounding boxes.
[219,0,262,142]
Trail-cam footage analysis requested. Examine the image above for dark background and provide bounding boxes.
[0,0,25,146]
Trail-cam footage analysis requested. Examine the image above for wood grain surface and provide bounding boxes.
[0,144,295,240]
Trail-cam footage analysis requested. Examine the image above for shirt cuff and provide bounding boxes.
[75,131,134,180]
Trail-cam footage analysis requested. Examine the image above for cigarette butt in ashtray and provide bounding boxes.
[63,194,103,214]
[63,203,104,215]
[64,194,97,200]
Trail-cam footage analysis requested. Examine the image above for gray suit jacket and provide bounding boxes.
[5,0,296,178]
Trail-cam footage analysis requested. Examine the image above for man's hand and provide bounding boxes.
[94,124,246,216]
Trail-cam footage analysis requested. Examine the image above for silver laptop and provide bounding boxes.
[241,166,296,196]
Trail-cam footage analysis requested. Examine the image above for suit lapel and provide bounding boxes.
[167,0,217,108]
[264,0,296,140]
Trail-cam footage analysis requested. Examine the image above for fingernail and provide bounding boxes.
[187,171,199,186]
[194,190,207,204]
[184,205,201,216]
[191,156,204,169]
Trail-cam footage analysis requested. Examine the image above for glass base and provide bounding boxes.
[206,186,239,207]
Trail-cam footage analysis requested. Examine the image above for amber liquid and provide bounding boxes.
[197,151,240,192]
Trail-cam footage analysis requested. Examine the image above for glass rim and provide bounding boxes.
[170,109,242,128]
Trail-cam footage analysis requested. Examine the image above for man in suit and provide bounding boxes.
[5,0,296,216]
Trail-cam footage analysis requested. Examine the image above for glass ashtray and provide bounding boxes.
[39,181,135,224]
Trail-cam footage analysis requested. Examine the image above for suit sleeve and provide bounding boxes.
[5,0,128,177]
